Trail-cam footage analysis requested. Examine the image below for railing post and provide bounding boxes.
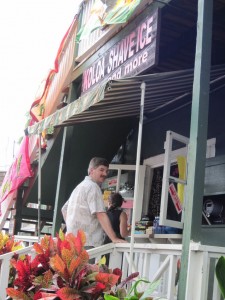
[185,242,209,300]
[0,257,10,300]
[167,255,177,300]
[109,247,123,270]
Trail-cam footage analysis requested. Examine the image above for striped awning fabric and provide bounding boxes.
[27,65,225,135]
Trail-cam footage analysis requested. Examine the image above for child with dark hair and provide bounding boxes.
[104,192,130,244]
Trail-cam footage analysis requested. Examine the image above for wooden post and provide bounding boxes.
[178,0,213,298]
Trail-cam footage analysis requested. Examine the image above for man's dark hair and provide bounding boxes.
[88,157,109,174]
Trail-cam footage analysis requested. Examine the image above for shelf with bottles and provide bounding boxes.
[102,172,134,207]
[101,164,145,222]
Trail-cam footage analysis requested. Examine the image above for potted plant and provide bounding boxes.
[6,230,121,299]
[6,230,163,300]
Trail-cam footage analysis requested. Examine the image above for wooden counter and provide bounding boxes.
[128,233,183,244]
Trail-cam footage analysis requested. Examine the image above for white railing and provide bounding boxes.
[14,235,39,246]
[0,242,182,300]
[186,242,225,300]
[0,246,34,300]
[2,240,224,299]
[108,243,182,299]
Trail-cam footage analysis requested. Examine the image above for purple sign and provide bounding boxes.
[82,9,159,94]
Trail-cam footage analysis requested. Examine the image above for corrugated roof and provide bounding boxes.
[27,65,225,135]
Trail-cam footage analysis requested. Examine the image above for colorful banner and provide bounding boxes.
[30,17,76,123]
[0,136,33,215]
[104,0,142,24]
[76,0,106,41]
[77,0,142,41]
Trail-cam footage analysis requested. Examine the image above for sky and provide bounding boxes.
[0,0,82,170]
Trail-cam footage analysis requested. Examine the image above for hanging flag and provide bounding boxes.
[77,0,142,41]
[76,0,106,41]
[29,70,55,123]
[30,17,77,123]
[104,0,142,24]
[0,136,33,215]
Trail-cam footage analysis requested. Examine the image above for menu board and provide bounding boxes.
[148,165,181,221]
[148,167,163,219]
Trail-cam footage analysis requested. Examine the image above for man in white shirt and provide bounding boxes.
[61,157,126,247]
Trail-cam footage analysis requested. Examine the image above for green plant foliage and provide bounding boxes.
[104,278,161,300]
[216,256,225,298]
[139,280,161,299]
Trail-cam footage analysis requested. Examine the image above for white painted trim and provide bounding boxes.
[107,164,146,221]
[143,135,216,229]
[143,137,216,168]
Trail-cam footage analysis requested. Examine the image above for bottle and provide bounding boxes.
[153,216,160,234]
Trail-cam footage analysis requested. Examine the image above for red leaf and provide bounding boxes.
[34,291,57,300]
[113,268,122,278]
[81,282,105,293]
[6,288,28,299]
[95,273,119,288]
[113,268,122,283]
[77,230,86,247]
[57,287,82,300]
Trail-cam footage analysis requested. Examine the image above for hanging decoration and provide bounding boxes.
[0,136,33,215]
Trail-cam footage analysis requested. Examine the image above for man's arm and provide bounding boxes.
[96,212,127,243]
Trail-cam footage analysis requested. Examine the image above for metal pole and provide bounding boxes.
[38,133,42,242]
[129,82,146,276]
[52,127,67,236]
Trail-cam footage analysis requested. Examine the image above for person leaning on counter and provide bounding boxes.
[104,192,131,244]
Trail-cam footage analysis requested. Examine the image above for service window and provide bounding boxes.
[144,130,216,230]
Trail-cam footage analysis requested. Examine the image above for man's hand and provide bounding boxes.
[111,237,128,243]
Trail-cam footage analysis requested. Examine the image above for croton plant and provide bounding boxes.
[0,231,22,255]
[5,230,160,300]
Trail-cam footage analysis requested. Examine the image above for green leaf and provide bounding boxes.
[104,295,119,300]
[59,228,65,241]
[139,280,161,300]
[98,255,106,265]
[216,256,225,298]
[127,279,150,296]
[117,288,127,299]
[86,271,98,281]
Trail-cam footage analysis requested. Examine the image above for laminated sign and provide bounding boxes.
[169,183,182,214]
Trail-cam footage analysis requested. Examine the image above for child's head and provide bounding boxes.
[108,192,124,209]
